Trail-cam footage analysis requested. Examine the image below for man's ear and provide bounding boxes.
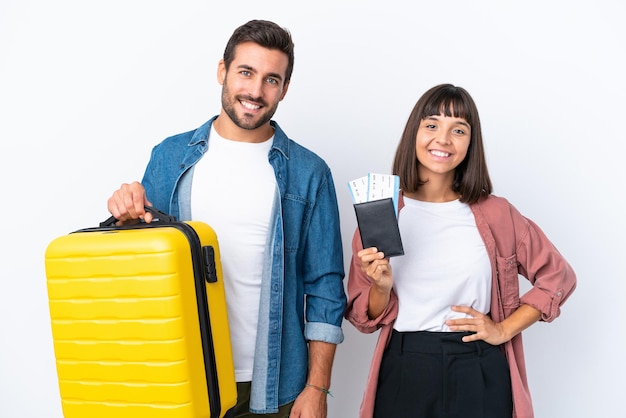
[217,59,226,85]
[279,80,290,101]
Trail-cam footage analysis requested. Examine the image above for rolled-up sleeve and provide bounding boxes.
[302,168,347,343]
[517,217,577,322]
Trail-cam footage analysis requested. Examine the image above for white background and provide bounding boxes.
[1,1,623,417]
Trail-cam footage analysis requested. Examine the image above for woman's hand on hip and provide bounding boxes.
[445,306,508,345]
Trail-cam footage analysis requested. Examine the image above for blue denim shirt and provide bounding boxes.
[141,116,346,413]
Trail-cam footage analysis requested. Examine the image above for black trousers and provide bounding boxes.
[373,330,512,418]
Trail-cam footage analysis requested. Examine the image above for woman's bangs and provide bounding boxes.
[422,94,472,124]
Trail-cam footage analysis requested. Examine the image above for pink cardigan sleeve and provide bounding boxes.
[344,228,399,418]
[474,196,577,323]
[344,228,399,333]
[515,215,577,322]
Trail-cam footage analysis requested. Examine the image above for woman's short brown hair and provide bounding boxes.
[392,84,492,204]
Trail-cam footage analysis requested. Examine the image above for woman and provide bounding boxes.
[345,84,576,418]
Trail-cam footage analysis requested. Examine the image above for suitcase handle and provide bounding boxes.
[99,206,177,227]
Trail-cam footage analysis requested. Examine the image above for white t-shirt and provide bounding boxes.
[191,126,276,381]
[391,197,491,332]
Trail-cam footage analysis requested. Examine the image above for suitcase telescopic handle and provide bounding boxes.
[99,206,177,227]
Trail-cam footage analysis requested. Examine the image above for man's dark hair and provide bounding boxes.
[223,20,295,84]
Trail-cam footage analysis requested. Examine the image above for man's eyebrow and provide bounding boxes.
[267,72,284,82]
[236,64,284,82]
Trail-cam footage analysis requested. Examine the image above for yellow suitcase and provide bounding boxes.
[44,208,237,418]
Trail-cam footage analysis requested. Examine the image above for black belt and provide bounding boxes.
[389,329,499,355]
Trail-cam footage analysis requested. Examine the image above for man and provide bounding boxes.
[107,20,346,418]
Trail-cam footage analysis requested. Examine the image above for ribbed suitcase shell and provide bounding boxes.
[45,220,237,418]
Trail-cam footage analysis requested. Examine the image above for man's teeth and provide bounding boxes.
[430,150,450,157]
[241,101,260,110]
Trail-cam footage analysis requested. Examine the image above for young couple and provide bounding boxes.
[107,19,576,418]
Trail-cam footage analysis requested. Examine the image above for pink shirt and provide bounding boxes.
[344,194,577,418]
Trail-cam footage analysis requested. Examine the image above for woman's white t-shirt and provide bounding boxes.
[391,197,492,332]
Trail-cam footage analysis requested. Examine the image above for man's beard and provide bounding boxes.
[221,82,279,130]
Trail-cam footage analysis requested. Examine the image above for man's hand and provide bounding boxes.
[289,384,328,418]
[107,181,153,225]
[289,341,335,417]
